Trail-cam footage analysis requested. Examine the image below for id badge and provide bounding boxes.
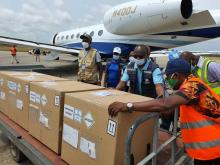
[82,64,86,70]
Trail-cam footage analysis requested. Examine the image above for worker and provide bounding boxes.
[78,34,103,85]
[116,45,164,98]
[180,51,220,95]
[108,58,220,165]
[10,45,19,64]
[168,49,180,61]
[34,48,41,62]
[104,47,122,88]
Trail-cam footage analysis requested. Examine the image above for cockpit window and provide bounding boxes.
[76,33,80,39]
[90,31,94,37]
[98,30,103,36]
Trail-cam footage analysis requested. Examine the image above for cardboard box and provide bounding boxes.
[0,71,46,115]
[5,73,67,130]
[29,81,104,154]
[61,89,155,165]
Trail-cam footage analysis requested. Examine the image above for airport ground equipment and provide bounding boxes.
[0,111,68,165]
[125,108,193,165]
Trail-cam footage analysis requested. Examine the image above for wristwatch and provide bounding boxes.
[126,102,134,113]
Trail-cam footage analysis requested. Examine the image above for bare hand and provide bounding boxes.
[108,102,127,117]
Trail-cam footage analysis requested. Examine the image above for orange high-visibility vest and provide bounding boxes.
[180,76,220,160]
[10,47,17,55]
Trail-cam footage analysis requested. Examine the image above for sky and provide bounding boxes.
[0,0,220,50]
[0,0,127,42]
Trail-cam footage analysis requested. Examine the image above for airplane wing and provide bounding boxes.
[0,36,79,55]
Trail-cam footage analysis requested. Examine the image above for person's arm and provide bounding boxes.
[108,94,188,117]
[155,84,164,97]
[152,68,165,97]
[95,51,103,84]
[116,81,126,90]
[116,67,129,90]
[97,62,103,82]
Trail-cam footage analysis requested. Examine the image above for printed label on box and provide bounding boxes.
[64,104,74,120]
[41,94,47,106]
[0,91,5,100]
[0,78,4,86]
[54,96,60,106]
[84,112,95,128]
[23,75,35,81]
[91,91,115,97]
[107,120,117,137]
[30,91,36,102]
[16,99,23,110]
[39,111,49,128]
[80,137,96,159]
[35,93,41,104]
[7,81,17,91]
[74,108,82,123]
[17,83,21,93]
[25,85,29,94]
[63,124,78,148]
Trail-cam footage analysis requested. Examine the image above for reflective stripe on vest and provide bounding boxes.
[181,120,217,129]
[196,58,220,96]
[184,139,220,149]
[180,76,220,160]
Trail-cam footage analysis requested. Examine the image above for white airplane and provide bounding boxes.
[1,0,220,59]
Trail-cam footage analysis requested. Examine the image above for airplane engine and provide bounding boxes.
[104,0,193,35]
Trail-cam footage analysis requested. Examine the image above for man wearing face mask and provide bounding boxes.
[104,47,122,88]
[180,51,220,96]
[116,45,164,98]
[78,34,103,85]
[108,58,220,165]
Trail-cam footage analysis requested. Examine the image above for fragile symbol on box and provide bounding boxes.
[107,120,117,137]
[84,112,95,128]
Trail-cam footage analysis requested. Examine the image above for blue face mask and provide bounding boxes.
[135,58,146,66]
[129,57,135,63]
[113,55,119,60]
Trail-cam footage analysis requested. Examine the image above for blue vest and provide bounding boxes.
[106,60,121,88]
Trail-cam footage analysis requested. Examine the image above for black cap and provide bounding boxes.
[80,33,92,41]
[165,58,191,75]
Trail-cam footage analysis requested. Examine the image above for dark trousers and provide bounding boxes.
[194,158,220,165]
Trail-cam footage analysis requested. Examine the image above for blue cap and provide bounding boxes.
[165,58,191,75]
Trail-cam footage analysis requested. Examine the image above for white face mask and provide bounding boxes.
[135,59,146,66]
[129,57,135,63]
[113,55,119,60]
[82,42,89,49]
